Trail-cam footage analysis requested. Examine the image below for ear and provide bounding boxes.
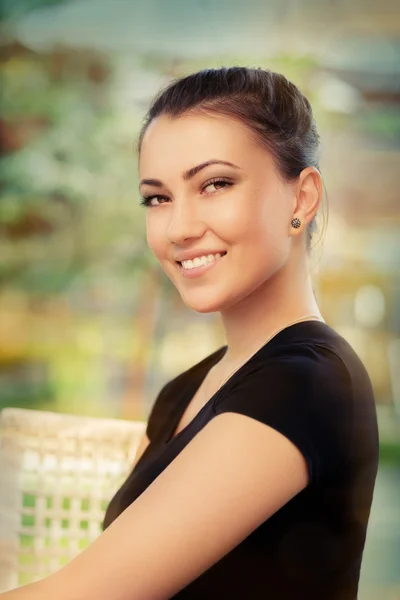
[290,167,322,234]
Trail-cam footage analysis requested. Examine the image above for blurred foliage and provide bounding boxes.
[379,440,400,466]
[0,44,155,297]
[0,361,55,410]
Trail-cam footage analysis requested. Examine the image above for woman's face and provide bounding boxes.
[138,112,297,313]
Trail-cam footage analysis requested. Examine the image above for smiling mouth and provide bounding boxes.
[176,252,227,268]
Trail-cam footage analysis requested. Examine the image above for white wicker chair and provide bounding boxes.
[0,407,145,592]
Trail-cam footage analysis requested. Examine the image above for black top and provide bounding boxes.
[103,321,379,600]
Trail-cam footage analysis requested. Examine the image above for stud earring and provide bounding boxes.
[291,217,301,229]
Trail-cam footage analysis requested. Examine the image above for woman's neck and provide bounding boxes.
[218,259,324,367]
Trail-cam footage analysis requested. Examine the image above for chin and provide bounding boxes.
[181,297,223,314]
[178,287,243,314]
[176,287,221,313]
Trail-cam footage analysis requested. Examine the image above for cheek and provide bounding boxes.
[232,201,288,269]
[223,199,272,247]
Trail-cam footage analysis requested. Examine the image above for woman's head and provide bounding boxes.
[137,67,325,313]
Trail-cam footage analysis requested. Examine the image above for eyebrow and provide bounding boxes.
[139,159,241,190]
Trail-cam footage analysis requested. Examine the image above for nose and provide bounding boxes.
[165,200,206,245]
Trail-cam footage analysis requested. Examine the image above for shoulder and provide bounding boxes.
[219,320,374,414]
[215,338,354,412]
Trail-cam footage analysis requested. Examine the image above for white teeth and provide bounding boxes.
[181,252,225,270]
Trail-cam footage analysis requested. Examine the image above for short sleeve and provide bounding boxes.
[213,347,354,486]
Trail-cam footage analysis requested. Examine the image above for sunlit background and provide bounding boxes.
[0,0,399,597]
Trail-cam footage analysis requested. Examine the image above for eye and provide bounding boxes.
[139,194,169,207]
[202,178,232,194]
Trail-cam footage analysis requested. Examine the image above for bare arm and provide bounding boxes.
[0,582,43,599]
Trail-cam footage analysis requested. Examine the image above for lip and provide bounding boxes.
[177,253,227,278]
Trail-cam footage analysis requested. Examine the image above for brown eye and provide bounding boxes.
[139,195,169,207]
[202,179,232,194]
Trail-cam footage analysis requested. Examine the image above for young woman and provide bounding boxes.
[2,67,379,599]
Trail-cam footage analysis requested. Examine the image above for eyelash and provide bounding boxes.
[139,178,233,208]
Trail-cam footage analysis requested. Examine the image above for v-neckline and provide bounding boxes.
[163,345,228,445]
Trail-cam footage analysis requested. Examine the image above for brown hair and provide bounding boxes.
[137,66,327,252]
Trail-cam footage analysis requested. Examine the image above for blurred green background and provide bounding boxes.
[0,0,399,597]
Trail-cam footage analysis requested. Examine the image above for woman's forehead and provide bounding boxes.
[139,113,274,174]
